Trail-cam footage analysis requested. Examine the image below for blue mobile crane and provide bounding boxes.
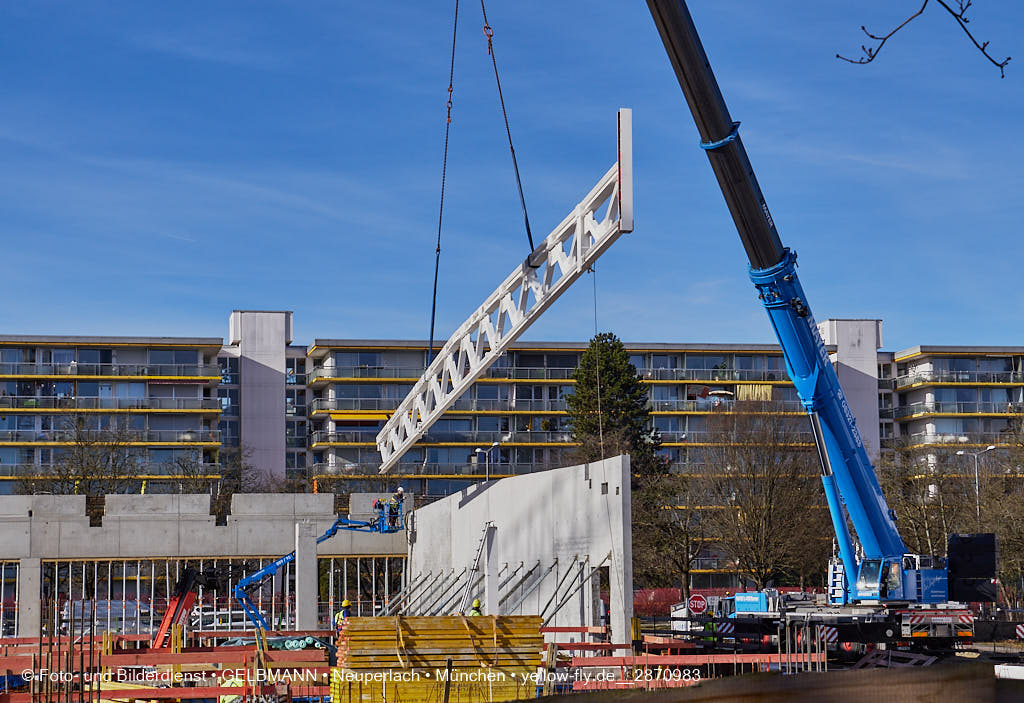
[646,0,990,608]
[233,504,404,630]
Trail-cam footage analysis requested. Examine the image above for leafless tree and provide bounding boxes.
[696,403,830,590]
[838,1,1010,77]
[980,414,1024,602]
[876,442,976,556]
[632,469,706,602]
[881,444,964,553]
[17,414,142,496]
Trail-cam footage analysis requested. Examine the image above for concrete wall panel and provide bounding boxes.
[407,456,632,644]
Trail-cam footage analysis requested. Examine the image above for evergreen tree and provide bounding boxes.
[566,332,653,464]
[567,332,703,593]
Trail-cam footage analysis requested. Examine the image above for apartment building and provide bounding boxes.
[2,312,1020,498]
[0,335,223,489]
[883,346,1024,450]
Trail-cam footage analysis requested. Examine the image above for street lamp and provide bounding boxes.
[474,441,501,482]
[957,445,996,526]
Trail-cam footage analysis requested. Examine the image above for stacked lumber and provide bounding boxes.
[337,615,543,671]
[331,616,544,703]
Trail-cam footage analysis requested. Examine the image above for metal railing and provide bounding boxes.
[637,367,790,382]
[308,366,426,382]
[884,401,1023,418]
[310,396,569,414]
[894,370,1024,388]
[0,362,220,377]
[649,399,804,412]
[658,430,814,443]
[0,429,221,443]
[309,460,564,477]
[1,462,223,477]
[883,431,1014,447]
[0,396,220,411]
[311,429,573,445]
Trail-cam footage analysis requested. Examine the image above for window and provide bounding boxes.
[1,348,34,363]
[334,351,381,367]
[52,349,75,365]
[334,384,382,399]
[477,416,510,433]
[628,354,646,369]
[219,419,240,447]
[77,382,99,397]
[476,384,509,401]
[149,349,198,365]
[218,388,239,415]
[651,354,678,369]
[685,354,726,370]
[735,355,764,371]
[286,358,306,384]
[546,354,577,368]
[218,356,239,384]
[116,383,145,399]
[78,349,112,364]
[286,388,306,415]
[517,353,545,368]
[652,385,678,401]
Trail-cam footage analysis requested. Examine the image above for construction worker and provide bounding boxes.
[388,487,404,528]
[467,598,482,617]
[334,599,351,634]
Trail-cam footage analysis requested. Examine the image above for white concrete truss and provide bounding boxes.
[376,109,633,474]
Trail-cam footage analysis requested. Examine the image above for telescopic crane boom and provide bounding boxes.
[646,0,947,604]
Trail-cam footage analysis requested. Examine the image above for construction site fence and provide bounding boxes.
[14,556,404,636]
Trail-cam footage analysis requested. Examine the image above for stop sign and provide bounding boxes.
[688,594,707,615]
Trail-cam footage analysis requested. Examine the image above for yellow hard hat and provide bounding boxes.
[472,599,481,608]
[342,599,351,607]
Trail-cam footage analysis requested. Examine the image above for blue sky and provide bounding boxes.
[1,1,1020,351]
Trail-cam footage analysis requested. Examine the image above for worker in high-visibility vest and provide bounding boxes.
[467,598,482,616]
[334,599,351,633]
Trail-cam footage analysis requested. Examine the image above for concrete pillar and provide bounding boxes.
[483,524,498,615]
[609,456,634,647]
[294,522,319,629]
[18,558,41,637]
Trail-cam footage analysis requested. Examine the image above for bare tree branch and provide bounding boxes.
[838,0,1010,78]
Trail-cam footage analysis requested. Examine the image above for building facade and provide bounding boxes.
[2,313,1022,498]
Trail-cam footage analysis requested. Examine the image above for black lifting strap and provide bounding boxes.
[480,0,536,254]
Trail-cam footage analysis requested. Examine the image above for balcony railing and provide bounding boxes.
[883,431,1015,447]
[637,368,790,382]
[310,397,569,414]
[658,430,814,443]
[884,401,1023,419]
[894,370,1024,388]
[309,460,563,476]
[308,366,426,383]
[649,399,805,413]
[0,396,221,411]
[311,429,574,445]
[0,362,221,377]
[0,462,224,478]
[0,429,221,443]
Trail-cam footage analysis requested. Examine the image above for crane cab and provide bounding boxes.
[855,556,948,604]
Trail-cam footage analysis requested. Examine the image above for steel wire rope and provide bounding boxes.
[428,0,461,364]
[480,0,535,253]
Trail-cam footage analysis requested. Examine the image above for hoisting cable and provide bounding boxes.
[591,267,604,458]
[428,0,461,364]
[479,0,536,254]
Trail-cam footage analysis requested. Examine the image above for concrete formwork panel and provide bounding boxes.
[406,455,633,645]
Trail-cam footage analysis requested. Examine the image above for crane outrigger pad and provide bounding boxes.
[376,109,633,474]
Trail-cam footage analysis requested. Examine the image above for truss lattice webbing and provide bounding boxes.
[376,109,633,474]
